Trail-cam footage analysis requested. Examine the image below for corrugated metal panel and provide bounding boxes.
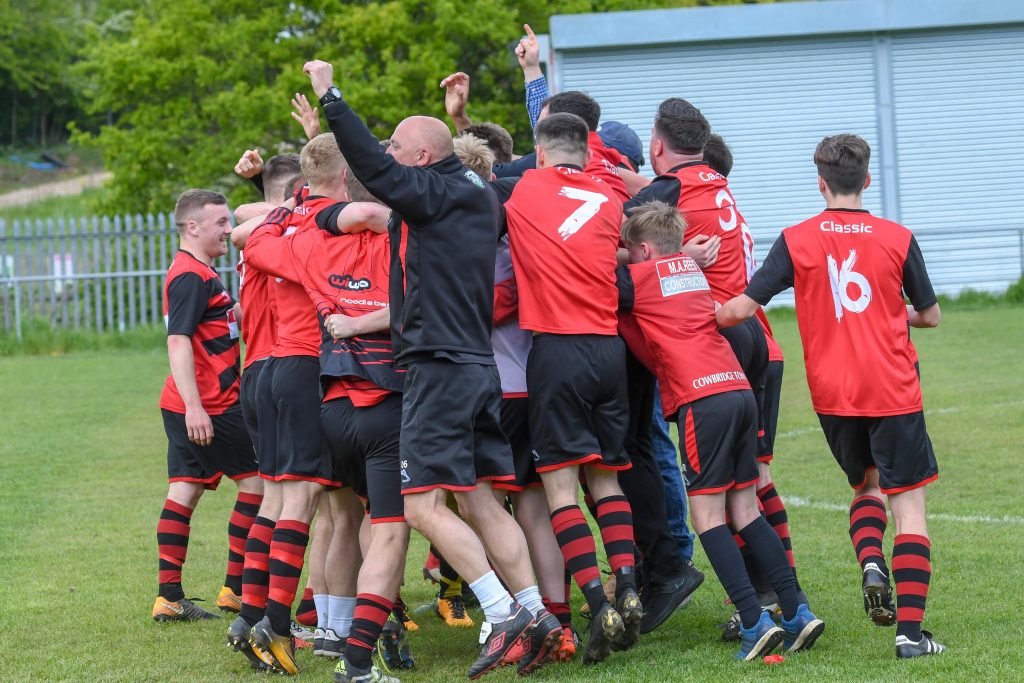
[888,27,1024,292]
[891,27,1024,235]
[559,38,883,305]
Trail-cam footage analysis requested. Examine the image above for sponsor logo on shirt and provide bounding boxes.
[655,257,710,297]
[329,273,371,291]
[698,170,725,182]
[465,169,486,189]
[820,220,872,234]
[692,370,746,389]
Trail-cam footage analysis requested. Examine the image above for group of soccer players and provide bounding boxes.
[152,23,946,683]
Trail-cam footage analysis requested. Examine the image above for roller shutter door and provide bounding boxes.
[559,37,884,304]
[891,27,1024,292]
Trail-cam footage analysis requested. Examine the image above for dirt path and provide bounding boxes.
[0,171,112,209]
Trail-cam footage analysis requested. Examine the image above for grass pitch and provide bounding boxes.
[1,305,1022,682]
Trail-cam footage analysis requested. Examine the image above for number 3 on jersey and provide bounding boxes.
[556,186,608,240]
[716,188,757,280]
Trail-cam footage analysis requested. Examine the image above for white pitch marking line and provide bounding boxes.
[786,496,1024,526]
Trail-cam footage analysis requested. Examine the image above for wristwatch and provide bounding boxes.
[319,85,342,107]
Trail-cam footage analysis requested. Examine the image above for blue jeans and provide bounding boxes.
[651,388,694,562]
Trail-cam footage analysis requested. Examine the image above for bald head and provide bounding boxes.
[387,116,455,167]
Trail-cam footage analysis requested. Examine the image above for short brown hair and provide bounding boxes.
[654,98,710,154]
[703,133,733,177]
[173,189,227,234]
[814,134,870,196]
[454,134,496,179]
[300,133,347,187]
[621,201,687,255]
[263,153,301,202]
[535,113,589,163]
[464,123,513,164]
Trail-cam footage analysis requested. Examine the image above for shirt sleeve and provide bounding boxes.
[525,76,549,129]
[615,265,635,313]
[249,173,265,197]
[494,153,537,179]
[744,234,794,305]
[623,176,681,215]
[314,201,352,235]
[166,272,208,337]
[902,234,938,311]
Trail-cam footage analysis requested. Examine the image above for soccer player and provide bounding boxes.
[504,112,641,663]
[626,100,807,600]
[455,133,579,663]
[717,134,945,659]
[618,201,824,660]
[152,190,262,622]
[238,189,403,682]
[228,134,377,674]
[305,59,561,679]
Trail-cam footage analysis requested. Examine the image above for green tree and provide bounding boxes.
[72,0,765,213]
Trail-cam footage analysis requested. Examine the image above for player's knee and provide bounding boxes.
[167,481,203,509]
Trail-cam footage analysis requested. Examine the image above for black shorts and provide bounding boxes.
[240,358,268,461]
[678,390,759,495]
[757,360,784,463]
[817,411,939,494]
[493,397,542,492]
[527,334,630,473]
[400,359,514,493]
[256,356,336,487]
[719,318,768,431]
[322,395,404,522]
[163,405,257,490]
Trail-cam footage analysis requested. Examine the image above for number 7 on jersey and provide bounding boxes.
[556,186,609,241]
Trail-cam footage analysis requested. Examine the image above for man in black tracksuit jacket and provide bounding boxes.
[304,60,563,680]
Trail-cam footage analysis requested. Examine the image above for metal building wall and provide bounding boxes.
[553,11,1024,296]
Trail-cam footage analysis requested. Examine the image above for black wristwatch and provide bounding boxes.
[319,86,342,107]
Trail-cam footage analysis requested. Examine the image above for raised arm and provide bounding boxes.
[440,72,473,133]
[290,92,322,140]
[515,24,548,128]
[304,59,441,223]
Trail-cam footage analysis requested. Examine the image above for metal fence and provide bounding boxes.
[0,214,239,340]
[0,215,1021,340]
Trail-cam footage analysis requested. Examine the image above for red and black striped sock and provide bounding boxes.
[346,593,394,669]
[893,534,931,641]
[224,492,262,594]
[240,516,275,626]
[295,586,317,627]
[265,519,310,635]
[594,495,637,596]
[757,484,795,569]
[550,504,605,614]
[157,499,193,602]
[849,495,889,573]
[543,597,573,629]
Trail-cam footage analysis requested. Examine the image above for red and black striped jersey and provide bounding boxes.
[160,250,240,415]
[244,205,401,406]
[617,253,750,418]
[505,165,624,336]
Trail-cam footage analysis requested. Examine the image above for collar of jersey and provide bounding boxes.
[555,163,583,171]
[666,160,708,174]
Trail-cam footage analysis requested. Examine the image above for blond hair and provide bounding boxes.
[454,133,495,179]
[300,133,348,187]
[621,201,687,255]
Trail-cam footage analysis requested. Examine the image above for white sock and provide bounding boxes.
[328,595,357,637]
[514,586,544,618]
[313,593,330,629]
[469,571,513,623]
